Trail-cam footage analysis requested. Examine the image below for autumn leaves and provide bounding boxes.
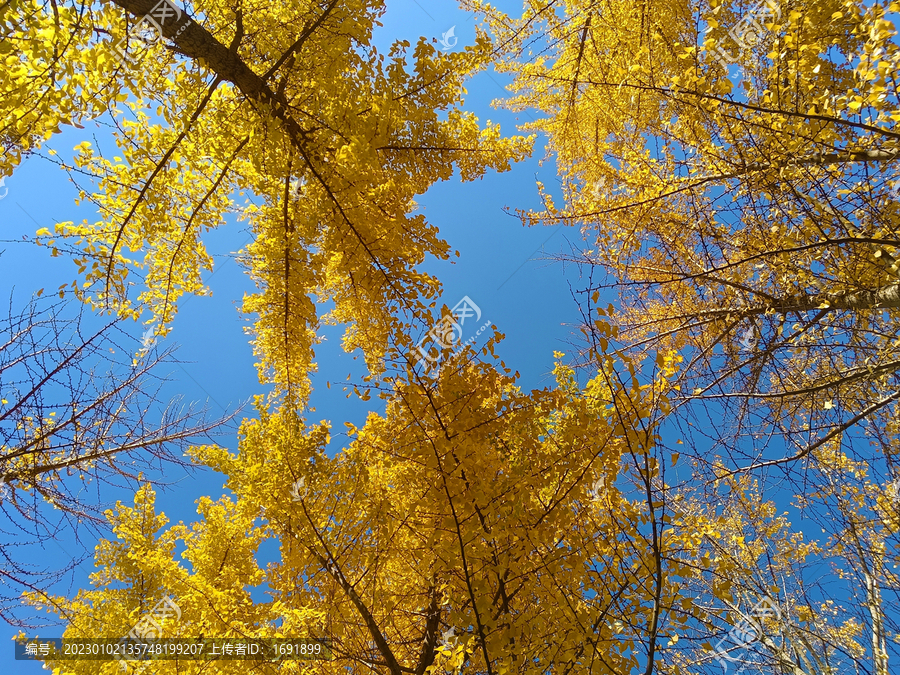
[4,0,900,673]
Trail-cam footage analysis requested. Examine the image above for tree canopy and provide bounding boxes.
[4,0,900,674]
[481,0,900,467]
[5,0,529,406]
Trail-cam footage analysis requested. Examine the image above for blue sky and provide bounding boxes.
[2,0,591,668]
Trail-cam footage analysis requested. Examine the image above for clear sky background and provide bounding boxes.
[1,0,595,668]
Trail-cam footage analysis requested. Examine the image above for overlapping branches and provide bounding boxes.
[0,293,234,625]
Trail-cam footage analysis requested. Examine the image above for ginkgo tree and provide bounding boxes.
[477,0,900,472]
[27,347,739,675]
[9,1,900,674]
[29,348,891,675]
[0,293,229,626]
[470,0,900,671]
[3,0,530,407]
[664,462,900,675]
